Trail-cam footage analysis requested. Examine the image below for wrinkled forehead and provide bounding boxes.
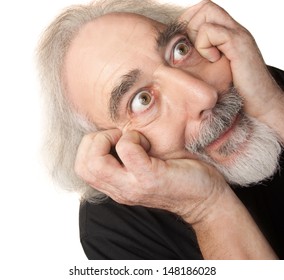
[65,12,164,82]
[64,13,164,122]
[65,12,164,73]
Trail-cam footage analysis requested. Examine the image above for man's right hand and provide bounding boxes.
[74,128,277,259]
[74,129,229,224]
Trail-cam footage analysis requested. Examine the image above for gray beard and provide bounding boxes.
[185,88,281,186]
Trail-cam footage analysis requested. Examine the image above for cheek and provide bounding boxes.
[136,117,189,160]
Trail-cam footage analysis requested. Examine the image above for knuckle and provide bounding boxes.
[76,133,95,162]
[234,27,253,43]
[81,132,96,146]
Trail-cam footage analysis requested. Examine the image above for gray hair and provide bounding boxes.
[37,0,185,203]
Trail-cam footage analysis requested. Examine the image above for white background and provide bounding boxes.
[0,0,283,278]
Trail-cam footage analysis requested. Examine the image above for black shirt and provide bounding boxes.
[79,66,284,259]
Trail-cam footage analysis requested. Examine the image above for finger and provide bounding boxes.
[194,23,242,62]
[87,131,153,206]
[116,130,152,174]
[88,128,122,157]
[75,129,125,183]
[179,1,237,44]
[194,23,227,62]
[76,150,128,193]
[75,129,122,174]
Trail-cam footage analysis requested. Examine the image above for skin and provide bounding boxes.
[65,11,233,162]
[65,0,284,259]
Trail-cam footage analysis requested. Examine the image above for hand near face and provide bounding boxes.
[75,129,229,224]
[180,0,284,130]
[74,129,278,259]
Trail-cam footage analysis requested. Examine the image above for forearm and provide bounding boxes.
[75,130,279,260]
[186,187,278,260]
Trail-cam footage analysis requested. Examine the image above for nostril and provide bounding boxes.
[200,109,212,120]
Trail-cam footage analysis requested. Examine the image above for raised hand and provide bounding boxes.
[179,0,284,139]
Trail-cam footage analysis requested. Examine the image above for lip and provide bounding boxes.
[205,115,239,152]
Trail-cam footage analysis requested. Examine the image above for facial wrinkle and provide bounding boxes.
[186,87,243,153]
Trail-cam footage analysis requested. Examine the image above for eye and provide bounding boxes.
[130,90,154,114]
[172,38,192,64]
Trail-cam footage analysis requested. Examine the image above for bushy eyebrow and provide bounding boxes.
[156,20,188,50]
[109,69,141,121]
[108,21,188,122]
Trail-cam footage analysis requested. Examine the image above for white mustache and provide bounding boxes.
[186,87,243,153]
[184,87,281,186]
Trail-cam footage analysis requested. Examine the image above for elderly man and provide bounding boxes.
[37,0,284,259]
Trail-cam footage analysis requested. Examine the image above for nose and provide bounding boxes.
[155,66,218,120]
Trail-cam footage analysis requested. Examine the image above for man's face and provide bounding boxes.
[65,13,234,162]
[64,12,281,186]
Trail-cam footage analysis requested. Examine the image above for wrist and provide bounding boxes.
[185,187,277,259]
[180,177,231,225]
[187,185,238,230]
[257,86,284,143]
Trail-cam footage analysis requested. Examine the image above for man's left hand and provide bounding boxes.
[179,0,284,134]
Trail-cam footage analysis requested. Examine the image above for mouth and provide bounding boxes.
[205,114,240,153]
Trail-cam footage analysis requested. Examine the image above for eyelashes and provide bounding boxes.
[129,89,154,114]
[170,36,193,65]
